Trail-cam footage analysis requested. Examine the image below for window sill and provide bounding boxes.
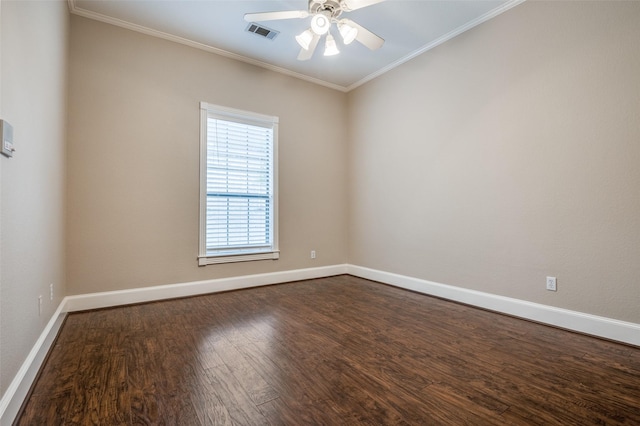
[198,251,280,266]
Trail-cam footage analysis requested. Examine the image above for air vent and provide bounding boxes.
[246,23,279,40]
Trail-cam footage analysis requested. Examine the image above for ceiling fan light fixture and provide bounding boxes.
[310,13,331,35]
[324,34,340,56]
[246,0,385,61]
[295,29,314,50]
[338,21,358,45]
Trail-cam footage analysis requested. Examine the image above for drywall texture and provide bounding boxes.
[67,16,348,294]
[0,1,68,396]
[348,1,640,323]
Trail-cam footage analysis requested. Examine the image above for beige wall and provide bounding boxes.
[0,0,68,395]
[66,16,348,294]
[348,1,640,323]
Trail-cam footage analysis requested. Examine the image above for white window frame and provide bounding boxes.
[198,102,279,265]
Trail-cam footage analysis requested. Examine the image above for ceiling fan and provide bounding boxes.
[244,0,385,60]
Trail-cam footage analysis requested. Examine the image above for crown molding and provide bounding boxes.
[66,0,349,92]
[67,0,525,93]
[346,0,527,91]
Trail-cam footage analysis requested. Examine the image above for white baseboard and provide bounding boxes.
[0,264,347,424]
[3,263,638,425]
[0,301,67,425]
[63,264,349,312]
[347,265,640,347]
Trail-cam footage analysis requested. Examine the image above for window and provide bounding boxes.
[199,102,278,265]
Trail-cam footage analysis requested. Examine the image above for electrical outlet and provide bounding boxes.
[50,283,54,301]
[546,276,557,292]
[38,295,43,316]
[311,250,316,259]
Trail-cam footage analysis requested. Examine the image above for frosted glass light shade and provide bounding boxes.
[311,13,331,35]
[338,22,358,45]
[296,29,314,50]
[324,34,339,56]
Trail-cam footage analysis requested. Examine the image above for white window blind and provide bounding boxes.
[199,103,279,265]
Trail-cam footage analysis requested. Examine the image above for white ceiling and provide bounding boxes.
[69,0,524,91]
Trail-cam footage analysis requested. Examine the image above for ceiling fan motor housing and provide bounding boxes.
[310,0,344,20]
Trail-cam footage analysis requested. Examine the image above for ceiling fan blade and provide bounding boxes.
[342,19,384,50]
[244,10,309,22]
[297,35,320,61]
[342,0,385,12]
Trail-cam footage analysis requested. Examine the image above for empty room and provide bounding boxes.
[1,0,639,424]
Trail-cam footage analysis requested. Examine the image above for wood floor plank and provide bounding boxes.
[209,338,279,406]
[16,275,640,425]
[202,365,268,425]
[126,338,161,425]
[187,365,232,426]
[64,344,129,425]
[312,357,410,425]
[17,390,72,426]
[233,339,330,410]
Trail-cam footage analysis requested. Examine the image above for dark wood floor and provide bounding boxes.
[17,275,640,425]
